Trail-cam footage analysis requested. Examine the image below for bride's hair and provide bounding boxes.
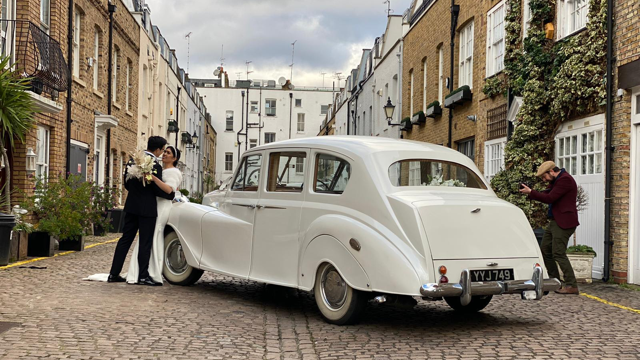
[166,146,181,167]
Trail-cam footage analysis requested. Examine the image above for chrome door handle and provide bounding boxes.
[256,205,285,210]
[232,204,256,209]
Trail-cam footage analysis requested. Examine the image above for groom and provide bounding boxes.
[108,136,176,286]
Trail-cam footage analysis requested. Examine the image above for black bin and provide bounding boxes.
[0,213,16,266]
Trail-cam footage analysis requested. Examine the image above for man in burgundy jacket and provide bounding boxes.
[520,161,580,294]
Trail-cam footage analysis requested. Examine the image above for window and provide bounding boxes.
[265,132,276,144]
[321,105,329,115]
[267,152,306,192]
[112,48,119,102]
[459,21,474,88]
[523,0,532,38]
[409,69,414,116]
[295,157,304,174]
[297,113,305,132]
[142,65,148,105]
[557,0,589,39]
[484,139,506,181]
[225,111,233,131]
[35,125,50,179]
[422,58,427,112]
[250,101,258,113]
[457,138,475,160]
[231,154,262,191]
[388,160,486,189]
[487,2,506,77]
[265,99,276,116]
[314,154,351,194]
[249,139,257,149]
[1,0,14,60]
[73,10,81,78]
[40,0,50,32]
[557,135,578,175]
[93,30,100,90]
[94,134,105,185]
[580,130,603,175]
[295,99,302,107]
[125,61,131,110]
[224,152,233,172]
[438,47,444,103]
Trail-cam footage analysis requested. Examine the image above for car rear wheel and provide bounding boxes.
[163,232,203,285]
[314,263,366,325]
[444,295,493,313]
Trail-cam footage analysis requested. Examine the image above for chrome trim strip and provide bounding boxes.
[232,204,256,209]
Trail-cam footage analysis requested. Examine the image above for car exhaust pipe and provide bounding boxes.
[373,295,387,304]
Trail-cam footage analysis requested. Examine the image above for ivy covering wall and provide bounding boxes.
[489,0,607,228]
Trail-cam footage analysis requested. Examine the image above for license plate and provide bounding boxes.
[471,269,514,282]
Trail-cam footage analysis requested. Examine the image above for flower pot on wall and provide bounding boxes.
[58,236,85,252]
[27,232,55,257]
[444,86,473,108]
[400,118,413,131]
[558,253,595,284]
[425,103,442,118]
[411,111,426,125]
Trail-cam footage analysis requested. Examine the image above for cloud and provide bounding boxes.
[144,0,411,87]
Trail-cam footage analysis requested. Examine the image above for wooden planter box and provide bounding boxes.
[411,111,426,125]
[558,253,595,284]
[58,236,85,252]
[444,87,473,108]
[28,232,55,257]
[9,231,29,262]
[425,104,442,118]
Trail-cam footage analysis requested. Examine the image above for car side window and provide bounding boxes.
[231,154,262,192]
[267,152,306,192]
[314,154,351,194]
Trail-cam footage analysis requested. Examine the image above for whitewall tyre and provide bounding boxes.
[314,263,367,325]
[163,232,203,285]
[444,295,493,313]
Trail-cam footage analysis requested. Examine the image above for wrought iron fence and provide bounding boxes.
[487,104,508,141]
[0,20,68,94]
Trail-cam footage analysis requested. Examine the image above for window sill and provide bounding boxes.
[113,102,122,110]
[93,89,104,99]
[73,76,86,88]
[126,110,133,117]
[483,71,503,81]
[556,26,587,43]
[225,130,234,133]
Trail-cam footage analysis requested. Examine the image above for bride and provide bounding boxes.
[126,145,182,284]
[85,146,182,284]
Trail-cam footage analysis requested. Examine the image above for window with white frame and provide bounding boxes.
[523,0,532,39]
[409,69,414,116]
[484,138,506,181]
[557,0,589,39]
[94,134,105,185]
[40,0,50,33]
[486,2,505,77]
[73,10,80,78]
[112,48,119,103]
[125,61,131,110]
[295,99,302,107]
[224,152,233,172]
[35,125,50,179]
[93,30,100,90]
[249,139,257,149]
[409,161,421,186]
[225,111,233,131]
[422,58,427,112]
[580,129,603,175]
[321,105,329,115]
[295,156,305,174]
[250,101,258,113]
[265,99,276,116]
[459,21,474,88]
[438,47,444,103]
[557,134,579,175]
[265,132,275,144]
[297,113,305,132]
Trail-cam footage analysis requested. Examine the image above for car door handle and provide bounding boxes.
[232,204,256,209]
[256,205,286,210]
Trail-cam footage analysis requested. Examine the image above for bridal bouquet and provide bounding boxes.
[125,151,157,186]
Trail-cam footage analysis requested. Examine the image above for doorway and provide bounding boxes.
[630,87,640,284]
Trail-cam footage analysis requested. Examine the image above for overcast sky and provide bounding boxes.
[144,0,411,88]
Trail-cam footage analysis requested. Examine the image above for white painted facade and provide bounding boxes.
[195,81,333,184]
[629,86,640,284]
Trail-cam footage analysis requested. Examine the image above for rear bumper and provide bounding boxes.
[420,265,561,305]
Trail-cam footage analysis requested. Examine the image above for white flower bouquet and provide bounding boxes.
[125,151,157,186]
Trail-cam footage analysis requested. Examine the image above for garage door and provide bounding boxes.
[555,116,605,280]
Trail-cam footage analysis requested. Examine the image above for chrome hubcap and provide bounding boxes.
[165,238,188,275]
[320,265,347,311]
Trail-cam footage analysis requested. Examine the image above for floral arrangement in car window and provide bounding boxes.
[125,150,157,186]
[423,174,466,188]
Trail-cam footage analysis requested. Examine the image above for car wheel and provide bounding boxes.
[313,263,367,325]
[444,295,493,313]
[163,232,203,285]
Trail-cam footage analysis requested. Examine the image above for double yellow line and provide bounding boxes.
[580,292,640,315]
[0,236,119,270]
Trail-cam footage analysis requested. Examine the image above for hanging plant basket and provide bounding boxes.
[167,120,178,133]
[181,131,192,144]
[444,85,472,108]
[425,101,442,118]
[411,111,426,125]
[400,117,413,131]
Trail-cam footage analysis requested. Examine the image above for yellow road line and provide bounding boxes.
[581,292,640,315]
[0,236,120,270]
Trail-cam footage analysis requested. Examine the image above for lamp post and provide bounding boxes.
[384,97,403,127]
[187,131,198,149]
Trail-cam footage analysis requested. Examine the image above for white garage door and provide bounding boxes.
[555,115,605,280]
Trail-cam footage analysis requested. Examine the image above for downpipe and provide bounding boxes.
[603,0,613,283]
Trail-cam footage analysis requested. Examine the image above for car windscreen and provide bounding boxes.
[388,159,487,189]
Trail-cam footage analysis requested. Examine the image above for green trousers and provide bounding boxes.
[540,220,577,287]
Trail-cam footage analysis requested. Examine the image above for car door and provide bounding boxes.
[200,153,263,278]
[249,149,308,286]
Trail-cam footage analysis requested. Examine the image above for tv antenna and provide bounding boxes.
[220,44,225,67]
[290,40,297,82]
[383,0,394,15]
[185,32,192,74]
[245,60,253,80]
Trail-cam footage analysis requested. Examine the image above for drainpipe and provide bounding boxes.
[289,92,293,139]
[175,86,181,148]
[448,1,460,148]
[397,44,403,139]
[65,0,74,176]
[603,0,613,282]
[347,100,351,135]
[245,87,250,150]
[237,90,245,161]
[105,1,116,195]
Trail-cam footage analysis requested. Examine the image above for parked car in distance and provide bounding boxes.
[163,137,561,324]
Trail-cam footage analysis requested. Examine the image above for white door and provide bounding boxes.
[631,87,640,284]
[250,149,308,287]
[556,116,605,279]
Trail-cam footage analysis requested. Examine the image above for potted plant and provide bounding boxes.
[167,120,178,133]
[11,205,32,261]
[411,111,426,125]
[425,100,442,118]
[444,85,473,108]
[400,117,412,131]
[561,245,596,284]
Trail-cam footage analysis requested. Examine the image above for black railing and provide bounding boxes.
[0,20,69,94]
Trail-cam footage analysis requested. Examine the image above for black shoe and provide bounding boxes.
[107,274,126,283]
[137,277,162,286]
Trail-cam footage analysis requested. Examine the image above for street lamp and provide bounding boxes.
[187,131,198,149]
[384,97,402,127]
[26,148,36,175]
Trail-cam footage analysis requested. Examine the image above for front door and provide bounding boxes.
[631,87,640,284]
[70,142,88,181]
[250,149,308,286]
[555,115,605,279]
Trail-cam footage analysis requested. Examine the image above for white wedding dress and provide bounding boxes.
[85,167,182,283]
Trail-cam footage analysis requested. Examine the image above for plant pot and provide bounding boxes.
[411,111,426,125]
[444,87,473,108]
[558,253,594,284]
[28,231,55,257]
[58,236,85,251]
[9,231,29,262]
[93,223,107,237]
[400,118,413,131]
[425,104,442,118]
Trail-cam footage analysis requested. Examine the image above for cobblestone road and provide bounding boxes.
[1,237,640,359]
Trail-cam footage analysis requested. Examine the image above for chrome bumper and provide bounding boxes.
[420,265,561,306]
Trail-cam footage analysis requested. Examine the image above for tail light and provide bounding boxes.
[439,265,447,275]
[439,275,449,284]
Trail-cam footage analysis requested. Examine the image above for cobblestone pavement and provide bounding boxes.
[1,239,640,360]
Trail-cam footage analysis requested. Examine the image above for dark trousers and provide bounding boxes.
[109,212,157,279]
[541,220,577,287]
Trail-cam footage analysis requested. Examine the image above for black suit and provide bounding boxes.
[109,152,175,280]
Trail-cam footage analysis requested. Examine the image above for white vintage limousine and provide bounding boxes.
[163,137,561,324]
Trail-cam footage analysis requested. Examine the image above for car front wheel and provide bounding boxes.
[314,263,366,325]
[163,232,203,285]
[444,295,493,313]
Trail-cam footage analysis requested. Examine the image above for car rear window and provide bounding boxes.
[314,154,351,194]
[388,159,487,189]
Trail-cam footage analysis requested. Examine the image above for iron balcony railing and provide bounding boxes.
[487,104,508,141]
[0,20,69,94]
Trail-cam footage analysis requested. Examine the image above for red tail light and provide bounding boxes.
[439,275,449,284]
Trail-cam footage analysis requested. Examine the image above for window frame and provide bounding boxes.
[224,152,233,172]
[266,151,307,193]
[557,0,589,40]
[459,21,474,89]
[313,153,352,195]
[73,10,81,78]
[250,101,259,113]
[457,137,476,161]
[265,99,277,116]
[523,0,532,39]
[35,125,50,179]
[264,132,276,144]
[486,1,506,77]
[295,98,302,107]
[225,110,234,131]
[231,154,262,192]
[297,113,305,132]
[125,61,131,110]
[320,105,329,115]
[484,137,506,181]
[112,48,119,103]
[40,0,50,33]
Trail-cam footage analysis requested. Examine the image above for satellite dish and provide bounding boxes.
[278,77,287,86]
[213,67,221,76]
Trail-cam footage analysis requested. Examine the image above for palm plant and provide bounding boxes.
[0,55,38,211]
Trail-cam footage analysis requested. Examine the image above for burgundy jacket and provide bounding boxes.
[528,171,580,229]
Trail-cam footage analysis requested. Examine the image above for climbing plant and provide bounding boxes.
[490,0,607,228]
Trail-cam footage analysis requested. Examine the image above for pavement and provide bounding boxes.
[1,236,640,359]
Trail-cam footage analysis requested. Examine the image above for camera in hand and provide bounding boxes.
[519,182,531,190]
